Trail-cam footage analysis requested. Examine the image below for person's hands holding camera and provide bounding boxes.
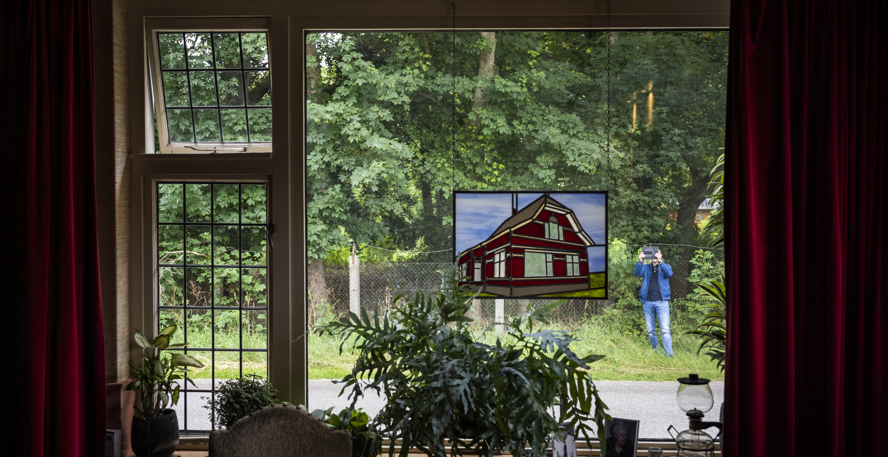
[654,250,663,263]
[638,251,645,262]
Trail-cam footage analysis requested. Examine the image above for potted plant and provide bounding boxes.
[126,325,203,457]
[311,407,379,457]
[204,374,279,429]
[320,269,610,457]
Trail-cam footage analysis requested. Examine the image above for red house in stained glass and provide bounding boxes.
[456,194,598,297]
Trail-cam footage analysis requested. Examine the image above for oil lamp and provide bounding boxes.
[667,374,721,457]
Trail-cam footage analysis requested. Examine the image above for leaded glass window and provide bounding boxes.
[157,182,269,431]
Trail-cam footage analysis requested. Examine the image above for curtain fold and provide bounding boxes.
[1,0,105,455]
[725,0,886,456]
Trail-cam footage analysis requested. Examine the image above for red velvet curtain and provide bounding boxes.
[0,0,105,455]
[725,0,886,456]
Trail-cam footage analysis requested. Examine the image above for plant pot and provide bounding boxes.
[131,409,179,457]
[352,435,377,457]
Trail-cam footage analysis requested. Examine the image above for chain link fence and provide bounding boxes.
[316,244,724,327]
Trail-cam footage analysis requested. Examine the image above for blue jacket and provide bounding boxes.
[634,261,673,301]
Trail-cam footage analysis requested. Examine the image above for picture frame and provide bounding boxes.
[453,191,608,299]
[551,423,577,457]
[105,429,121,457]
[603,418,640,457]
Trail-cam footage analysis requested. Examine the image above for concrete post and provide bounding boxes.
[495,299,505,334]
[349,255,360,317]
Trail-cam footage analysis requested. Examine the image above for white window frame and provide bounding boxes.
[567,254,579,276]
[151,178,272,432]
[146,18,273,154]
[526,251,555,277]
[545,219,564,241]
[129,14,291,411]
[493,251,506,278]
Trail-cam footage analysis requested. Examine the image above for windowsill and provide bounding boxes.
[127,453,207,457]
[129,152,273,160]
[156,438,720,456]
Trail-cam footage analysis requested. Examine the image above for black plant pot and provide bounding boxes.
[352,435,377,457]
[132,409,179,457]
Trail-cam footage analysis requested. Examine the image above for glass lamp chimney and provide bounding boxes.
[677,373,714,414]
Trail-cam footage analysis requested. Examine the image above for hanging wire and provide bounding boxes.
[451,2,457,261]
[605,0,612,193]
[625,243,724,251]
[451,3,457,191]
[359,243,454,254]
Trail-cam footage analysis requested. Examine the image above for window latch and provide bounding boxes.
[267,223,276,252]
[184,146,247,152]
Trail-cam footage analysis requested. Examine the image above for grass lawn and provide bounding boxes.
[179,327,268,380]
[307,318,724,382]
[178,302,724,383]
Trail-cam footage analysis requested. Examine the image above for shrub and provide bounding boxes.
[204,374,279,429]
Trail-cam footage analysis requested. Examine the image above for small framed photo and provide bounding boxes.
[104,429,121,457]
[603,418,639,457]
[551,423,577,457]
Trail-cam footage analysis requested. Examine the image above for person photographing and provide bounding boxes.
[634,248,674,357]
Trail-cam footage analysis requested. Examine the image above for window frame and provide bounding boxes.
[146,17,273,154]
[567,254,580,276]
[526,251,555,277]
[125,0,729,431]
[153,180,271,431]
[545,220,564,241]
[493,250,506,278]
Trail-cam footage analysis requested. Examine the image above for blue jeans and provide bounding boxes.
[643,300,673,356]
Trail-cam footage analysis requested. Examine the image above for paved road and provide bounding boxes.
[307,379,724,440]
[171,379,723,439]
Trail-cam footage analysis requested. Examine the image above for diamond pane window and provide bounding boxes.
[157,182,269,431]
[151,28,271,153]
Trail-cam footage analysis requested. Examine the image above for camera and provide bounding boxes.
[641,245,660,262]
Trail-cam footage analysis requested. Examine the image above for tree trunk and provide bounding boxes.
[516,299,530,316]
[420,176,434,222]
[470,32,497,130]
[305,39,328,322]
[472,298,483,327]
[306,39,323,102]
[307,257,328,317]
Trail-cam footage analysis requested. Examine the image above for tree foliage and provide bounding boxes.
[305,31,727,272]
